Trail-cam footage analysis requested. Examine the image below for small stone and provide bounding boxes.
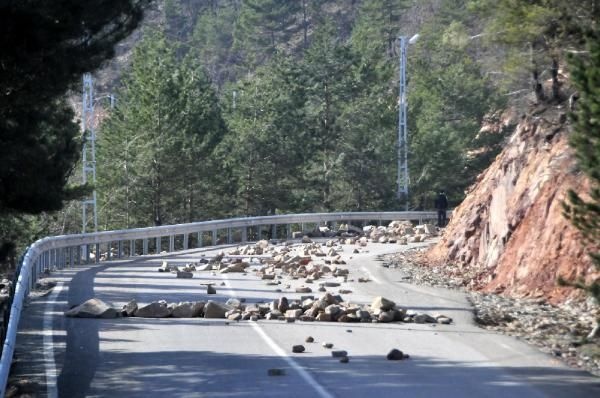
[340,356,349,363]
[268,368,286,376]
[292,345,306,353]
[322,342,334,349]
[207,285,217,294]
[386,349,405,360]
[65,298,118,318]
[306,336,314,343]
[331,350,348,358]
[296,287,312,293]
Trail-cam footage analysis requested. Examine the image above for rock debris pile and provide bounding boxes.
[65,293,453,325]
[385,249,600,376]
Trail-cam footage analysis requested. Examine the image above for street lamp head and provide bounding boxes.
[409,33,420,45]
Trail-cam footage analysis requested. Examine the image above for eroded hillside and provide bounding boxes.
[427,103,598,304]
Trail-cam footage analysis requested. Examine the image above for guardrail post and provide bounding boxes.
[107,242,112,261]
[212,230,217,245]
[117,241,123,258]
[156,237,161,253]
[271,225,276,240]
[129,240,135,257]
[286,224,291,239]
[241,227,247,243]
[95,243,100,263]
[257,226,262,240]
[69,247,73,268]
[183,234,189,250]
[169,235,175,252]
[197,232,202,248]
[226,228,231,244]
[143,239,148,255]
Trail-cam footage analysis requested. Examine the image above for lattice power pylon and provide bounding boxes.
[81,73,98,233]
[397,36,409,210]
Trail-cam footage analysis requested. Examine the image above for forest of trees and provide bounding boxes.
[95,0,506,231]
[2,0,599,268]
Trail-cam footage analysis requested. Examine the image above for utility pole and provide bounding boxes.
[397,34,419,211]
[82,73,98,233]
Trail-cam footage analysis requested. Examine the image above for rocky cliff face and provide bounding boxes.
[427,104,598,304]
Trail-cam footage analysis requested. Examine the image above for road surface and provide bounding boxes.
[11,240,600,397]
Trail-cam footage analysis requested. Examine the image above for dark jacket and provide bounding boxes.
[435,193,448,210]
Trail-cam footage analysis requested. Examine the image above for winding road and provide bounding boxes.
[11,240,600,397]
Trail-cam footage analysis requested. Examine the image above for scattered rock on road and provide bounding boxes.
[121,299,138,317]
[292,345,305,353]
[65,298,119,318]
[386,349,407,360]
[135,301,171,318]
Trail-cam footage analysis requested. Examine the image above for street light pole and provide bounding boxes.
[397,34,419,211]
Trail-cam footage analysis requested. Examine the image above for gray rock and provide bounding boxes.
[296,287,312,293]
[278,297,290,313]
[204,301,232,319]
[121,299,138,317]
[340,356,350,363]
[285,309,303,319]
[191,301,205,317]
[331,350,348,358]
[268,368,286,376]
[371,296,396,312]
[292,345,306,353]
[306,336,314,343]
[207,285,217,294]
[414,313,437,324]
[322,342,334,349]
[135,302,171,318]
[378,311,395,323]
[65,298,118,318]
[387,349,405,360]
[226,298,242,309]
[171,302,194,318]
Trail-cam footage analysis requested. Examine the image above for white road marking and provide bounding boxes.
[361,266,381,284]
[222,275,334,398]
[250,322,334,398]
[43,282,64,398]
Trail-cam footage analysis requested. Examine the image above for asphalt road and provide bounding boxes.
[11,240,600,397]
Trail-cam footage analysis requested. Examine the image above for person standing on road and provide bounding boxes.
[435,190,448,228]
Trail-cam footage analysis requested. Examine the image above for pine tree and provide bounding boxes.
[97,28,225,229]
[562,32,600,336]
[0,0,150,215]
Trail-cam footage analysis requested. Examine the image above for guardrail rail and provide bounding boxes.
[0,211,441,395]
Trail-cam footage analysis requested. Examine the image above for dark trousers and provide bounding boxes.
[437,210,447,227]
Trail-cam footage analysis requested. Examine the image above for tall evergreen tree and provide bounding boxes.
[0,0,151,265]
[97,29,225,229]
[562,32,600,336]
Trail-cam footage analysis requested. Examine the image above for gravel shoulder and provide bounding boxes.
[384,246,600,377]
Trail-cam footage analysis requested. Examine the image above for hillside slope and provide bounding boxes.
[427,103,598,304]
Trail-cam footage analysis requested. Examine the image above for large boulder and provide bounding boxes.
[121,299,138,317]
[204,300,232,319]
[65,298,118,318]
[171,302,194,318]
[135,302,171,318]
[370,296,396,313]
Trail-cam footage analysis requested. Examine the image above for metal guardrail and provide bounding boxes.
[0,211,439,395]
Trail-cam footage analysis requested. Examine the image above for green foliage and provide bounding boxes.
[563,31,600,304]
[0,0,150,265]
[407,1,506,207]
[468,0,600,100]
[97,28,226,228]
